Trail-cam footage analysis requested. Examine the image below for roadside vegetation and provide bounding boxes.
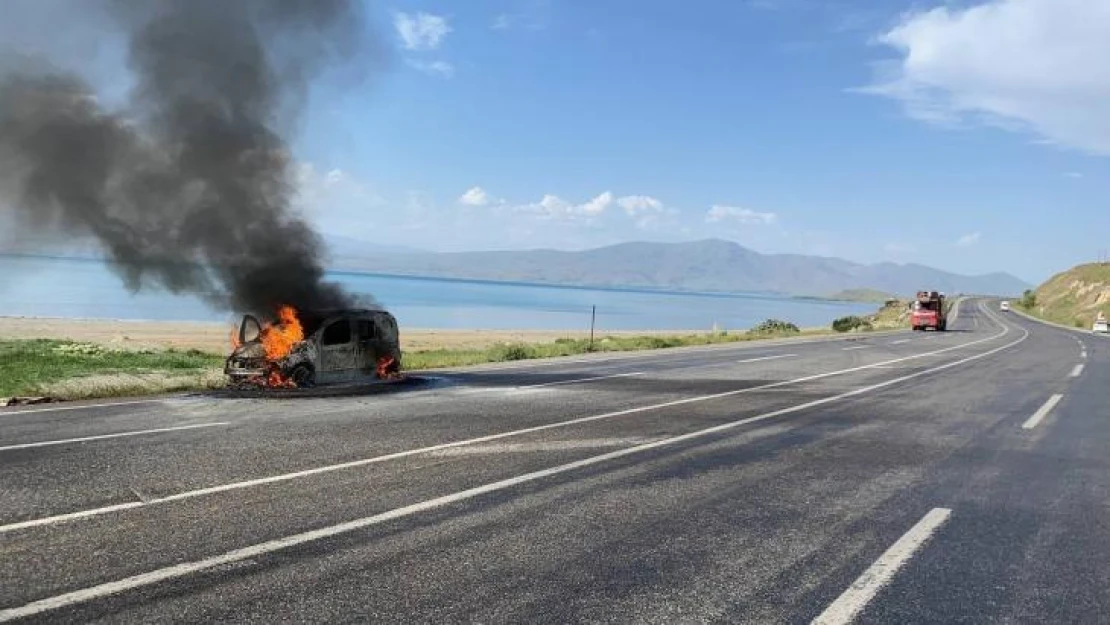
[831,315,872,332]
[404,321,819,370]
[0,339,225,400]
[1016,263,1110,328]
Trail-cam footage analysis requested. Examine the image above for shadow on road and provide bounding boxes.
[198,375,447,400]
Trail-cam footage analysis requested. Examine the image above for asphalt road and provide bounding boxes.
[1,299,1107,623]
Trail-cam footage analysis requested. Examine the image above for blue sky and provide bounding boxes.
[3,0,1106,284]
[290,0,1109,284]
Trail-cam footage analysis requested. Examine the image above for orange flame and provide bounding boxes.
[261,305,304,361]
[376,355,397,379]
[266,369,297,388]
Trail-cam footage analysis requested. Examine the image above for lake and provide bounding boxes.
[0,255,874,331]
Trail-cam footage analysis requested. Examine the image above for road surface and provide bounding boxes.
[1,300,1107,623]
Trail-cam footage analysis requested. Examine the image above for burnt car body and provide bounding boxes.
[225,308,401,387]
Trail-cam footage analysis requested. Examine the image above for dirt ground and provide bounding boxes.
[0,317,688,354]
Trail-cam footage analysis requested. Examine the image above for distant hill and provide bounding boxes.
[1026,263,1110,327]
[332,238,1030,297]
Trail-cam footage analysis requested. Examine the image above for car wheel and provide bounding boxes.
[290,364,315,388]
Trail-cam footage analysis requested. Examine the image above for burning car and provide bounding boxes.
[225,306,401,388]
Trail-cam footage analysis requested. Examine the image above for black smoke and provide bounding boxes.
[0,0,371,316]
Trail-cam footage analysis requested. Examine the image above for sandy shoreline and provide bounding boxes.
[0,316,698,353]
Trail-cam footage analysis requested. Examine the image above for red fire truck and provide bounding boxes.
[911,290,947,331]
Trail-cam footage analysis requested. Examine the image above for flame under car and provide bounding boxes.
[225,308,401,388]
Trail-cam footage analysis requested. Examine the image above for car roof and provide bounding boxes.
[299,308,396,336]
[304,307,389,316]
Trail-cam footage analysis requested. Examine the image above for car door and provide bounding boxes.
[375,313,402,375]
[355,317,380,378]
[317,318,358,384]
[239,314,262,345]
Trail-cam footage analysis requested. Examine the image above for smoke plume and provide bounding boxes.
[0,0,369,316]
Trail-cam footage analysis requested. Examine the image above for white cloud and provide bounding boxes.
[488,2,550,31]
[535,194,570,214]
[956,232,981,247]
[705,205,777,225]
[579,191,613,215]
[616,195,664,216]
[1063,171,1083,178]
[864,0,1110,154]
[394,12,451,51]
[459,186,489,206]
[406,59,455,78]
[510,191,619,220]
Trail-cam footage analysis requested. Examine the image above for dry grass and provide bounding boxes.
[1027,263,1110,328]
[0,317,703,353]
[38,370,225,400]
[869,299,912,329]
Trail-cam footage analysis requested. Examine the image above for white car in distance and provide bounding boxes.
[999,301,1011,312]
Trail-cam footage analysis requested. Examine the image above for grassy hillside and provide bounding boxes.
[1022,263,1110,328]
[870,299,912,329]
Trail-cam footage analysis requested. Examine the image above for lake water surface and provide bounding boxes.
[0,255,874,331]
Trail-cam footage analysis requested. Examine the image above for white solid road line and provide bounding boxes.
[1022,394,1064,430]
[889,339,911,345]
[0,301,1021,536]
[459,372,646,394]
[842,345,871,351]
[737,354,796,363]
[513,372,645,390]
[0,320,1025,621]
[1070,364,1085,378]
[0,398,162,417]
[430,330,913,374]
[811,508,953,625]
[0,423,230,452]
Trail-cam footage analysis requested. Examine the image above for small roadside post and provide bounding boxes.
[589,305,597,352]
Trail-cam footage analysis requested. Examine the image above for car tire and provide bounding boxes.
[290,364,315,388]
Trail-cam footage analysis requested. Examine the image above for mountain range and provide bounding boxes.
[326,238,1030,297]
